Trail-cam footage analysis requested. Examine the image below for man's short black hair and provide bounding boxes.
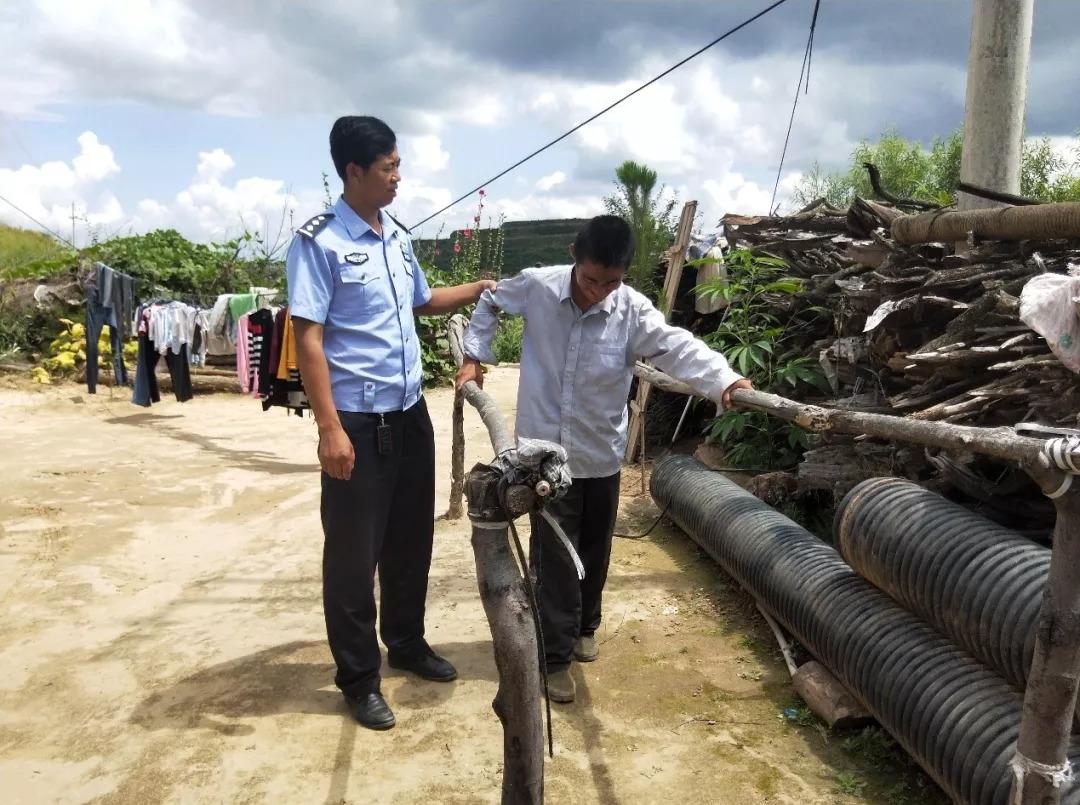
[573,215,635,269]
[329,116,397,180]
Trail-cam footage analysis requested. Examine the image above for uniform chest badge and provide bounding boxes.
[344,253,369,265]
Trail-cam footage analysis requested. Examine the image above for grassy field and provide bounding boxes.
[0,224,70,278]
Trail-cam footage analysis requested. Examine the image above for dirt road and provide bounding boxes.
[0,368,939,804]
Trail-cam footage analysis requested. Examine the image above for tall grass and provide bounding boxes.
[0,225,70,278]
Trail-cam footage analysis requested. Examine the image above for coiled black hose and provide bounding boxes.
[834,477,1048,690]
[650,454,1080,805]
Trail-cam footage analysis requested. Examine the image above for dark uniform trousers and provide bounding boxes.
[528,472,621,673]
[321,397,435,698]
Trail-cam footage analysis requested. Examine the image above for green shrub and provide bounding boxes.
[492,316,523,363]
[697,249,830,469]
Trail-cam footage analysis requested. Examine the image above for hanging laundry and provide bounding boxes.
[206,294,235,356]
[205,288,281,357]
[247,308,276,398]
[84,261,134,393]
[131,302,198,407]
[228,293,259,321]
[263,307,311,416]
[190,307,210,367]
[236,312,252,393]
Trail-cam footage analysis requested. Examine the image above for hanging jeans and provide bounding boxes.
[132,334,193,407]
[85,301,128,394]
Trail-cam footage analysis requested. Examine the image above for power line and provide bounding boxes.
[411,0,796,231]
[0,192,78,250]
[769,0,821,214]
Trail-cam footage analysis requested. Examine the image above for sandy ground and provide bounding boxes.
[0,367,941,804]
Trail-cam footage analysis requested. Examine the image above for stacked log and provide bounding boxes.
[718,199,1080,535]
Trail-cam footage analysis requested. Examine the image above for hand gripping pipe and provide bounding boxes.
[649,455,1080,805]
[835,477,1049,691]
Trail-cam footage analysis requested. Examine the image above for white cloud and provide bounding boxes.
[3,2,1076,244]
[406,135,450,174]
[486,192,603,224]
[0,130,123,242]
[0,132,315,246]
[169,165,299,242]
[194,148,235,181]
[702,172,795,218]
[389,178,454,234]
[72,132,120,182]
[452,95,505,127]
[536,171,566,192]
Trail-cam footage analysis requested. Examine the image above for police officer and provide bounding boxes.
[286,116,494,730]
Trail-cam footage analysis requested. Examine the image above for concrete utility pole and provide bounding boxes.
[958,0,1035,211]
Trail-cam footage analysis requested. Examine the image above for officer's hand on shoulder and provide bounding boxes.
[475,279,497,299]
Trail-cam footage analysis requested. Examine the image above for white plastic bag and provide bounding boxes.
[1019,267,1080,373]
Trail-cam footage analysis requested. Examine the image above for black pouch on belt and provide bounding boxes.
[376,414,393,456]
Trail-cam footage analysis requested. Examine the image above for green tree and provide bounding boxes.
[793,128,1080,209]
[603,160,677,300]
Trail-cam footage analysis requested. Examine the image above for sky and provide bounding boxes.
[0,0,1077,251]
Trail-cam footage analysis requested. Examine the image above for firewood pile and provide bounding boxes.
[719,198,1080,536]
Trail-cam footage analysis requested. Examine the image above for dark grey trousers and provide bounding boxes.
[320,398,435,697]
[529,473,621,673]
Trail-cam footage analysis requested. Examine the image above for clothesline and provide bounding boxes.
[83,263,306,413]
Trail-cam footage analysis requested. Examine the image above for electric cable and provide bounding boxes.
[411,0,796,230]
[769,0,822,214]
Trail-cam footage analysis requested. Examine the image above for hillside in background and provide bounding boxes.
[415,218,586,275]
[0,224,70,275]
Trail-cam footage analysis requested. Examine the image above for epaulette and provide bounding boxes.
[385,211,411,235]
[298,212,334,238]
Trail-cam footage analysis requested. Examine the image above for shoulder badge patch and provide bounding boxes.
[344,253,369,265]
[298,212,334,238]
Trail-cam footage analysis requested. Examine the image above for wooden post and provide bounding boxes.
[1012,471,1080,805]
[446,390,466,519]
[624,200,698,463]
[470,512,545,805]
[631,361,1080,802]
[448,315,545,804]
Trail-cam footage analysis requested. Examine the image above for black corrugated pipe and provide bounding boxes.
[650,455,1080,805]
[834,477,1048,691]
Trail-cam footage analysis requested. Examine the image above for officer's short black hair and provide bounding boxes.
[330,116,397,179]
[573,215,635,269]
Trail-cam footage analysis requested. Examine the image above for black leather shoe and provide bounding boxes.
[344,691,396,730]
[387,647,458,682]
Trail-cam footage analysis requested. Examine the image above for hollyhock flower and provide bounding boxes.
[463,228,473,239]
[454,242,462,254]
[479,189,486,197]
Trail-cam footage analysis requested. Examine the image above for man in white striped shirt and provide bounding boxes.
[459,215,750,702]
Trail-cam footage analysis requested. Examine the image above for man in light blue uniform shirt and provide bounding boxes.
[287,116,494,731]
[458,215,751,703]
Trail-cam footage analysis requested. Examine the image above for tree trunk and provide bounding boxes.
[448,314,546,803]
[1013,484,1080,805]
[472,522,545,805]
[892,202,1080,244]
[446,390,465,519]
